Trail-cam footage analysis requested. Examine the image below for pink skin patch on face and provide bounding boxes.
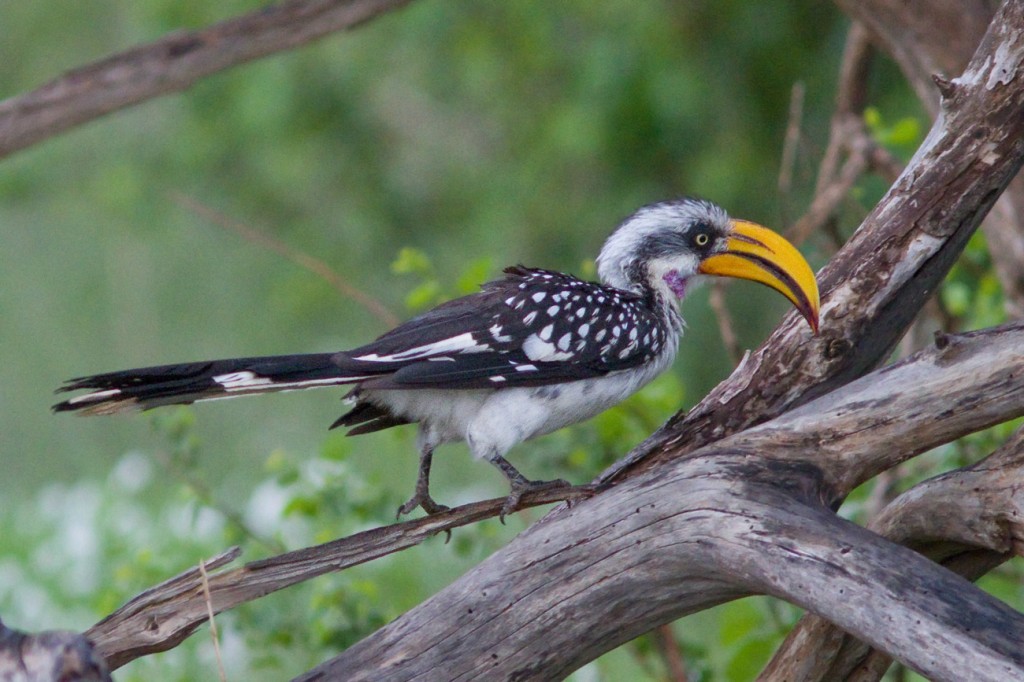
[663,270,688,298]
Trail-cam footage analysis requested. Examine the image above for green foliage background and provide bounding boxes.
[1,2,1010,680]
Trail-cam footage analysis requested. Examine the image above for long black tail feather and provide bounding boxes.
[53,353,369,415]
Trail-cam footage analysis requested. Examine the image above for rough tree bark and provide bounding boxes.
[760,427,1024,682]
[2,1,1024,681]
[836,0,1024,316]
[0,619,110,682]
[299,2,1024,680]
[298,320,1024,681]
[754,1,1024,678]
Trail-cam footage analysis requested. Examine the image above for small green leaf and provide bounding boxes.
[391,247,433,275]
[455,257,494,295]
[284,495,321,518]
[405,281,443,311]
[942,281,971,316]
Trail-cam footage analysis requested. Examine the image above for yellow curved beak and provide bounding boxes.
[698,220,820,334]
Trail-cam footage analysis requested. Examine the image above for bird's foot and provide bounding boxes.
[499,477,572,523]
[396,491,450,519]
[397,446,449,519]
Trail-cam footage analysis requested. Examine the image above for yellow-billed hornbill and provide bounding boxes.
[55,199,819,518]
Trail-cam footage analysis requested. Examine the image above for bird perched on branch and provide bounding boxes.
[55,199,819,519]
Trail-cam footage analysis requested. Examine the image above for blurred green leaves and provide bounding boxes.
[863,106,923,154]
[5,0,999,680]
[391,246,496,311]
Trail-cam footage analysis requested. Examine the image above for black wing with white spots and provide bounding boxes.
[334,266,676,390]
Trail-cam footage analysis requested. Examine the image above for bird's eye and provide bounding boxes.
[694,232,710,247]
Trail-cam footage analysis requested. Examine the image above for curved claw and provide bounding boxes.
[396,492,450,519]
[499,477,572,523]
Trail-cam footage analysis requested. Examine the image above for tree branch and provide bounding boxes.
[13,1,1023,678]
[302,319,1024,681]
[85,316,1024,676]
[85,486,594,671]
[170,192,402,328]
[602,0,1024,485]
[833,0,994,116]
[835,0,1024,317]
[295,4,1024,677]
[759,426,1024,682]
[0,0,415,159]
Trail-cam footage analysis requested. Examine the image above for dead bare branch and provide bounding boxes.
[303,320,1024,681]
[707,282,742,364]
[813,22,874,198]
[778,80,806,222]
[835,0,1024,317]
[603,0,1024,486]
[834,0,993,116]
[786,24,881,248]
[0,0,416,159]
[759,426,1024,682]
[85,485,595,670]
[292,6,1024,677]
[787,119,870,245]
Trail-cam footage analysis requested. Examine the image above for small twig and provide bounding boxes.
[778,81,806,226]
[867,143,905,183]
[788,131,870,245]
[832,23,874,132]
[814,23,874,197]
[170,191,401,328]
[785,23,877,248]
[860,468,897,523]
[654,624,689,682]
[708,281,742,365]
[198,559,228,682]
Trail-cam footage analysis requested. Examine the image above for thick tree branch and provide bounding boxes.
[0,0,415,159]
[298,5,1024,677]
[300,320,1024,681]
[10,1,1022,677]
[759,426,1024,682]
[85,320,1024,677]
[738,326,1024,496]
[603,0,1024,485]
[746,3,1024,673]
[835,0,1024,316]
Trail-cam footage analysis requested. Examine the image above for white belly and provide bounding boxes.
[363,342,677,462]
[464,346,677,458]
[365,387,492,445]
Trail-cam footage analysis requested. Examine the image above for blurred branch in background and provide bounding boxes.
[785,22,902,249]
[0,0,417,159]
[837,0,1024,317]
[3,0,1024,680]
[171,192,401,327]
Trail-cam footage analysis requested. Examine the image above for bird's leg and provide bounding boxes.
[491,455,571,522]
[397,446,450,518]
